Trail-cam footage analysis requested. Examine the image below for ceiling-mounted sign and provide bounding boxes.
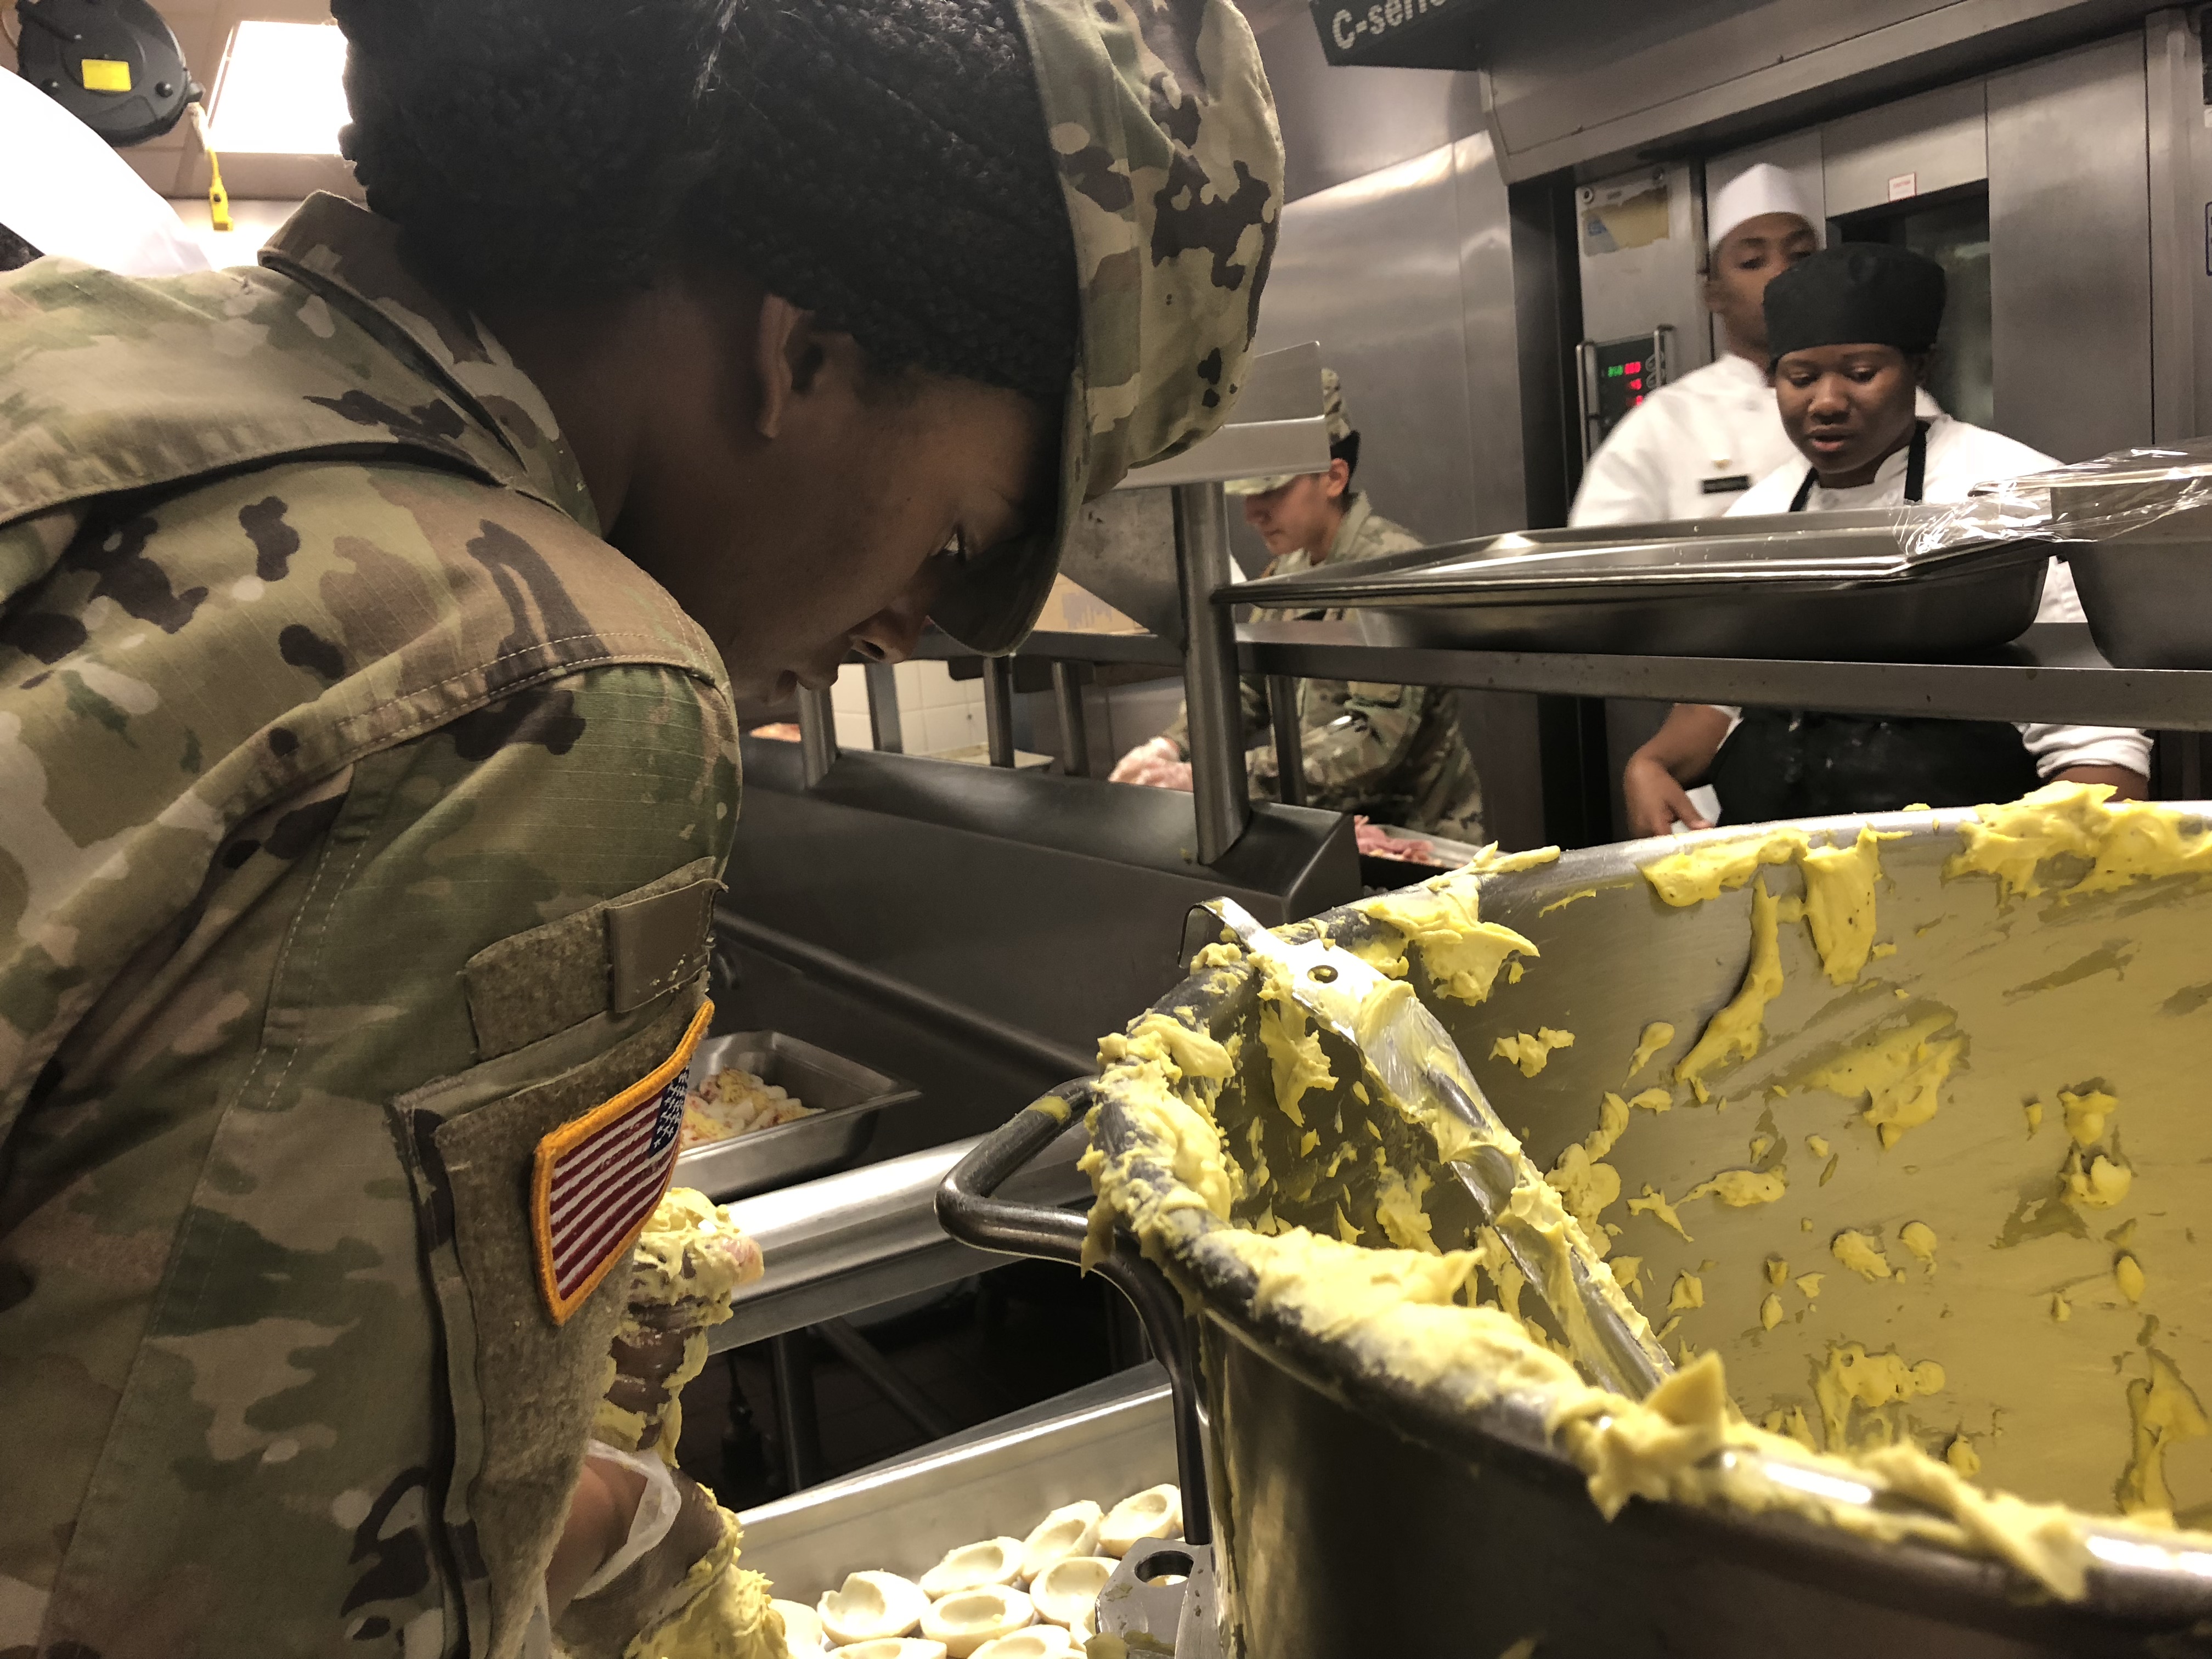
[1308,0,1487,69]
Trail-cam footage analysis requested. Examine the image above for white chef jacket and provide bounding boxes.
[1719,413,2149,778]
[1571,354,1800,526]
[1571,353,1947,528]
[0,66,207,277]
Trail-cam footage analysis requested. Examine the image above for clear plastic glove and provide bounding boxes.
[1108,735,1182,786]
[574,1445,684,1599]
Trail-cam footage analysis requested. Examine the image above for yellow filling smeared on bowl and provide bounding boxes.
[1077,787,2212,1604]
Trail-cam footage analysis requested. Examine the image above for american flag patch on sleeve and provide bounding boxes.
[531,999,715,1324]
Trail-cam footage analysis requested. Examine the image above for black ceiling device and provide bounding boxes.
[14,0,199,147]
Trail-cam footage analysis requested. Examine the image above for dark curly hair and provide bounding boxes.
[0,225,41,273]
[331,0,1079,405]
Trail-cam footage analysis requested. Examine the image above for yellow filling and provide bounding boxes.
[1675,879,1786,1103]
[1899,1222,1939,1271]
[1640,828,1811,907]
[1816,1342,1947,1452]
[2062,1150,2134,1211]
[1492,1026,1576,1077]
[1362,871,1538,1006]
[1831,1230,1894,1282]
[2062,1088,2118,1147]
[2116,1254,2146,1304]
[2121,1353,2210,1516]
[1805,1013,1963,1149]
[1682,1168,1787,1208]
[1946,781,2212,898]
[1799,827,1889,985]
[1627,1022,1675,1079]
[1257,969,1335,1130]
[1627,1186,1691,1241]
[1075,784,2212,1609]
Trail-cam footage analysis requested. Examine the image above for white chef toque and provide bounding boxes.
[1707,162,1819,252]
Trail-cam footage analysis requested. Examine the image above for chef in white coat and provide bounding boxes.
[0,64,207,276]
[1622,242,2149,833]
[1570,163,1820,526]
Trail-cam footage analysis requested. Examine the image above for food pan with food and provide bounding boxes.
[674,1031,919,1201]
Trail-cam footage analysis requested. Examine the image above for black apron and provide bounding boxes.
[1706,422,2040,822]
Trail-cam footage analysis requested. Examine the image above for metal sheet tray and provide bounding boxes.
[673,1030,920,1202]
[737,1362,1173,1604]
[1233,507,2055,661]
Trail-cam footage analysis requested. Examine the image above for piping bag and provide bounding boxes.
[1209,897,1673,1400]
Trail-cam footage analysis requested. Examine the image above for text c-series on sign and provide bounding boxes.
[1331,0,1451,52]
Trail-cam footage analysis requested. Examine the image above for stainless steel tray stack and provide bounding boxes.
[1232,505,2052,660]
[674,1030,920,1201]
[2041,444,2212,668]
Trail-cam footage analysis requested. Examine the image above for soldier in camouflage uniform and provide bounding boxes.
[1115,370,1486,840]
[0,1,1282,1655]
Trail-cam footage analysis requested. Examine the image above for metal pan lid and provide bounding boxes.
[1233,504,2050,611]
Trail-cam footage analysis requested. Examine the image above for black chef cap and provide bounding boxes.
[1764,242,1946,366]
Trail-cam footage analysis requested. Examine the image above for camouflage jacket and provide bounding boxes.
[1167,494,1485,839]
[0,196,740,1658]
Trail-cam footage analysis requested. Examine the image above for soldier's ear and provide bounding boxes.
[752,294,868,441]
[1327,458,1351,499]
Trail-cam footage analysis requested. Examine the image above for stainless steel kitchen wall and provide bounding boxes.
[1242,15,1555,847]
[1248,141,1530,547]
[1476,0,2166,181]
[1244,19,1528,548]
[1989,33,2155,461]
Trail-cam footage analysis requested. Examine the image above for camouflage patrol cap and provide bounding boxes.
[930,0,1285,654]
[1226,365,1349,496]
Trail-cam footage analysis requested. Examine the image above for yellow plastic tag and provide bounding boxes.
[79,58,133,92]
[531,1000,713,1324]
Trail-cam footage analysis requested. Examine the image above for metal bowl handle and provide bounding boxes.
[939,1086,1212,1547]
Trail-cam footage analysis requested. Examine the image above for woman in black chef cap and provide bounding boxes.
[1623,242,2148,835]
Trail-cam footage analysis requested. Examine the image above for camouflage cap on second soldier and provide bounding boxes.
[930,0,1285,654]
[1225,365,1350,496]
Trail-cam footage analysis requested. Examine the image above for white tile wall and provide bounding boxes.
[830,665,874,751]
[825,661,988,758]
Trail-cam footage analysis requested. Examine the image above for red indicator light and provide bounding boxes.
[1629,378,1644,390]
[1624,360,1643,373]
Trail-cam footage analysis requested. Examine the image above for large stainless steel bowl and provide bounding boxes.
[949,805,2212,1657]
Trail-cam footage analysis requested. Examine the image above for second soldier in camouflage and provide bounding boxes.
[1120,368,1486,841]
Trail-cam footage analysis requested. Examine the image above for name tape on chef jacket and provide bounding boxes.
[531,998,713,1324]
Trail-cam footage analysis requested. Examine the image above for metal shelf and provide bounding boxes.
[912,621,2212,732]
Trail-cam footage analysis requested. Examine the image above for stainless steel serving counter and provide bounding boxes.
[911,619,2212,732]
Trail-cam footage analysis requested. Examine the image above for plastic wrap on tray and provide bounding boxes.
[1901,440,2212,555]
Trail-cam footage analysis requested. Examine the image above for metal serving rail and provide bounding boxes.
[912,618,2212,732]
[703,1119,1092,1353]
